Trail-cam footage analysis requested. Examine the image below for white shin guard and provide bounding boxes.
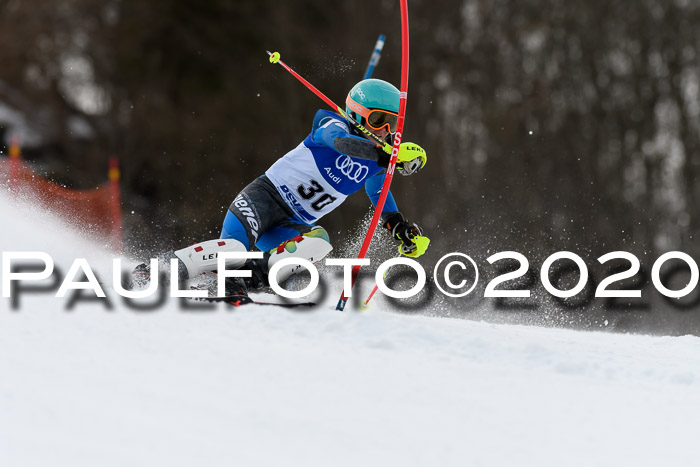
[173,238,248,278]
[267,229,333,283]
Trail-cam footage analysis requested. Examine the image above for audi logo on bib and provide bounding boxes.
[335,155,369,182]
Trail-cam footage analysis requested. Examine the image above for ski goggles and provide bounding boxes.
[366,109,399,133]
[346,99,399,133]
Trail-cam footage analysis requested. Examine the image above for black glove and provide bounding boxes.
[383,212,423,250]
[375,146,391,168]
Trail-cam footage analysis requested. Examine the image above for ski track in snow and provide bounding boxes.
[2,191,700,467]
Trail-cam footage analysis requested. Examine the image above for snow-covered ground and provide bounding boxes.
[2,190,700,467]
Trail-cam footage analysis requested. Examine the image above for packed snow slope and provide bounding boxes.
[2,191,700,467]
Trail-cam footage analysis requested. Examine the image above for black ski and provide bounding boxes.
[193,295,316,308]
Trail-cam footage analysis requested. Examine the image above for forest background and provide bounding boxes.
[2,0,699,330]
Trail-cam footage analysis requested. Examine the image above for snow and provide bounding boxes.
[2,190,700,466]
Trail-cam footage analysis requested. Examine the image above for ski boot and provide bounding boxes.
[223,276,249,298]
[129,251,185,289]
[131,262,151,289]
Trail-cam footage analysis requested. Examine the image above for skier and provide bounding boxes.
[134,78,428,297]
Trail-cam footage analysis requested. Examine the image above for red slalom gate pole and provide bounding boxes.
[9,136,20,194]
[108,157,123,253]
[336,0,410,311]
[266,1,410,311]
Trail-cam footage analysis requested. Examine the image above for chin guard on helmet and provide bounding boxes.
[397,157,424,176]
[396,142,427,176]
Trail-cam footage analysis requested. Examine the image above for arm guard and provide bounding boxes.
[334,137,391,167]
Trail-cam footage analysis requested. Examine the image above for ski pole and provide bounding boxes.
[267,51,391,154]
[360,258,393,310]
[363,34,386,80]
[360,282,383,310]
